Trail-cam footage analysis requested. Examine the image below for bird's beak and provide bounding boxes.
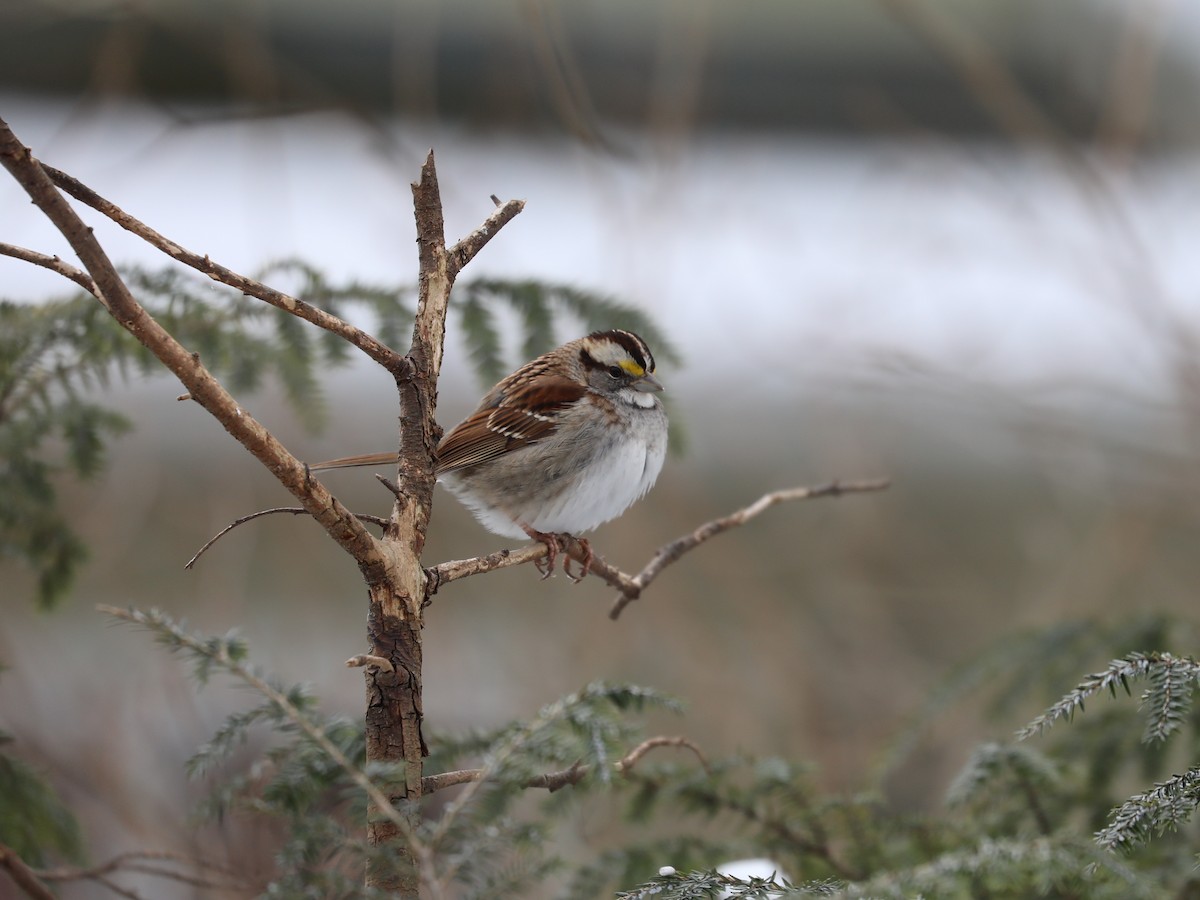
[633,372,664,393]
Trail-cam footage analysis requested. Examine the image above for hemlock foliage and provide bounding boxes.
[5,266,1200,896]
[81,607,1200,898]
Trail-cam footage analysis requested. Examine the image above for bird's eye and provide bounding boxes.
[607,365,623,378]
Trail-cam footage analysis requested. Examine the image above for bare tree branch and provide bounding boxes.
[0,242,100,299]
[185,506,391,570]
[419,760,588,795]
[616,735,710,774]
[0,117,389,585]
[424,479,890,619]
[421,734,708,796]
[609,478,890,618]
[359,150,526,896]
[35,850,244,893]
[447,197,525,278]
[0,842,56,900]
[41,164,410,376]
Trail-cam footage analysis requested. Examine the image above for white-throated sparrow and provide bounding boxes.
[311,329,668,579]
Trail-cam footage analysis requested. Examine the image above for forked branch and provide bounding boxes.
[42,164,410,376]
[0,117,388,583]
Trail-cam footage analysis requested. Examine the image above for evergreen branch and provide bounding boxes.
[619,868,834,899]
[946,742,1058,836]
[853,833,1156,898]
[95,606,434,873]
[457,293,506,386]
[0,243,99,299]
[185,506,391,570]
[677,783,860,882]
[425,683,680,889]
[457,279,682,370]
[1140,654,1196,743]
[39,165,409,375]
[425,480,890,618]
[1096,766,1200,851]
[1017,652,1200,740]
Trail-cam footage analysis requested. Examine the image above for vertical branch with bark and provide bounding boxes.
[362,158,523,889]
[0,121,522,897]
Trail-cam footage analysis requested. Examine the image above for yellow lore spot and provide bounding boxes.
[618,358,646,376]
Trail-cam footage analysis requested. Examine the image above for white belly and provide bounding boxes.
[439,431,667,539]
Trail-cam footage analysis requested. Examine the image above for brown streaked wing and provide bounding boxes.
[435,376,587,474]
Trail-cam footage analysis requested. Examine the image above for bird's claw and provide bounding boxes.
[522,528,592,582]
[562,536,593,583]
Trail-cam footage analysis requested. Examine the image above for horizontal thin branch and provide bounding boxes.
[420,760,587,795]
[425,478,890,619]
[609,478,890,619]
[425,544,549,592]
[42,164,410,377]
[185,506,391,570]
[36,850,243,892]
[421,732,704,796]
[0,241,100,300]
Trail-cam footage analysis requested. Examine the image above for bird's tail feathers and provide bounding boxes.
[308,451,399,471]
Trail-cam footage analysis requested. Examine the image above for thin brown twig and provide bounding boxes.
[0,118,388,586]
[35,850,241,884]
[420,761,588,795]
[185,507,391,570]
[40,164,411,377]
[447,197,525,278]
[91,877,142,900]
[609,478,890,618]
[421,733,706,796]
[0,242,101,300]
[616,735,710,774]
[0,842,56,900]
[424,479,889,617]
[35,850,245,896]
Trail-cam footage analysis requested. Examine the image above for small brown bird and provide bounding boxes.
[311,330,668,578]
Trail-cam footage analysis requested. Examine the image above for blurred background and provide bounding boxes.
[4,0,1200,895]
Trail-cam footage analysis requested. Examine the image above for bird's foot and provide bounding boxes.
[561,535,593,583]
[523,526,564,579]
